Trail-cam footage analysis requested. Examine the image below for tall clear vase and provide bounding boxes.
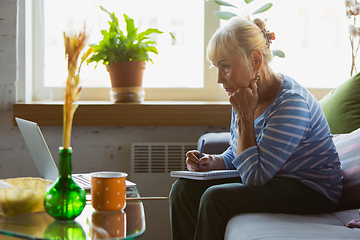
[44,147,86,220]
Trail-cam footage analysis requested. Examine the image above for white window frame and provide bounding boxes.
[17,0,230,103]
[18,0,341,103]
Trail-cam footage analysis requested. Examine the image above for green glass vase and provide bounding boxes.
[44,147,86,220]
[44,221,86,240]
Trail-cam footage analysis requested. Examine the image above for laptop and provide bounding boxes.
[15,117,136,190]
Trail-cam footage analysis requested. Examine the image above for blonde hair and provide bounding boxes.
[207,17,273,68]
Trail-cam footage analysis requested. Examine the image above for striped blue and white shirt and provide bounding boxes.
[221,75,343,205]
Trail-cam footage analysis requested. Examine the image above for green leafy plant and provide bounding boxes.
[87,6,163,67]
[213,0,273,20]
[212,0,285,58]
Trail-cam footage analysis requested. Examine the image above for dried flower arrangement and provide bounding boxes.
[346,0,360,76]
[63,27,92,149]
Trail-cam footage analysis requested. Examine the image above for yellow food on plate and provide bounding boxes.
[0,177,53,217]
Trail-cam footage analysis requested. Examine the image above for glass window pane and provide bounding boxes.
[221,0,350,88]
[43,0,204,89]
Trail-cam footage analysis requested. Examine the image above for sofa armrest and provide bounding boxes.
[197,132,231,155]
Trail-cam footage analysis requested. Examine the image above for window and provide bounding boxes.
[268,0,349,88]
[19,0,227,102]
[18,0,353,103]
[221,0,350,88]
[43,0,204,89]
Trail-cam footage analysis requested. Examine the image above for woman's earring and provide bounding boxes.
[256,73,261,81]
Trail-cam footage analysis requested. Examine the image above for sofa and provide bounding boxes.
[197,73,360,239]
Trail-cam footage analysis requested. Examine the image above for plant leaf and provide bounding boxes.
[169,32,176,40]
[252,3,273,15]
[148,46,158,55]
[137,28,163,42]
[213,0,237,8]
[100,6,114,22]
[272,50,285,58]
[244,0,254,4]
[213,10,237,20]
[143,40,157,45]
[100,6,120,33]
[124,14,137,41]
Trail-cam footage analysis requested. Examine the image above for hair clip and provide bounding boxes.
[262,28,275,48]
[270,32,275,40]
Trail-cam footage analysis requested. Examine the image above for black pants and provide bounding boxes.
[169,176,336,240]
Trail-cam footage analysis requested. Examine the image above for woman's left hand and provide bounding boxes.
[229,79,258,121]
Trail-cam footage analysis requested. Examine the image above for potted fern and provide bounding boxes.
[87,6,164,102]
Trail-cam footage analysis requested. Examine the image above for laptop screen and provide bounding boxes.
[15,117,59,181]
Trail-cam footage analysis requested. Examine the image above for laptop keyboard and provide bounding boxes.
[72,174,137,189]
[72,174,91,188]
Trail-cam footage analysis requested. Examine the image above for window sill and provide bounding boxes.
[13,101,232,126]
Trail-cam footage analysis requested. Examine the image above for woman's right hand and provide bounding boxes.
[185,150,226,172]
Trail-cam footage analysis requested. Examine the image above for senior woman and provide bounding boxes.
[169,17,343,240]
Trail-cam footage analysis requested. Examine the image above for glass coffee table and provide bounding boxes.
[0,186,145,240]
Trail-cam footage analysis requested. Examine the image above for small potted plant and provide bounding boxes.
[87,6,164,102]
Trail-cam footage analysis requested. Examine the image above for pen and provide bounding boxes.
[197,139,205,170]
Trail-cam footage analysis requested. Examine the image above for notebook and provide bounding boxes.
[170,170,240,180]
[15,117,136,190]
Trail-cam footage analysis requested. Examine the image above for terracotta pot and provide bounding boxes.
[106,61,146,102]
[106,61,146,88]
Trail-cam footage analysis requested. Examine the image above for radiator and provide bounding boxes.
[131,142,197,195]
[130,142,197,240]
[132,142,197,173]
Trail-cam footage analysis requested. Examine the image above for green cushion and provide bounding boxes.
[320,72,360,134]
